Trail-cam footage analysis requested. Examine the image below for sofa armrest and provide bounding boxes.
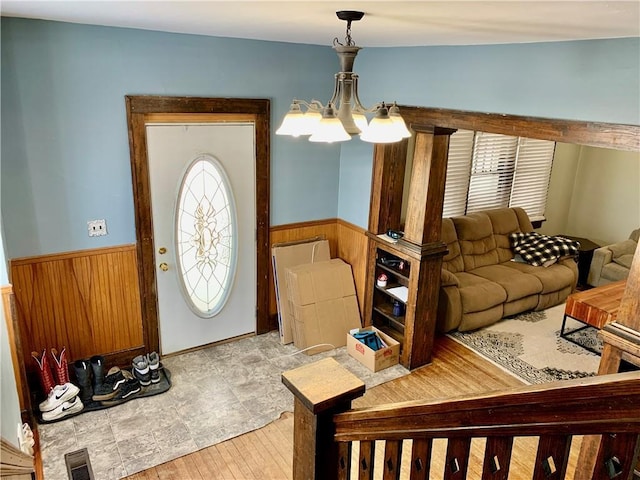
[441,269,460,288]
[607,239,638,258]
[587,247,613,287]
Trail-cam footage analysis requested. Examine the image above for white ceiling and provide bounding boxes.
[2,1,639,47]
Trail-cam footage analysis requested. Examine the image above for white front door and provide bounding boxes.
[146,123,256,354]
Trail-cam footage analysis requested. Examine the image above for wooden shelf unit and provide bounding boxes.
[363,124,455,369]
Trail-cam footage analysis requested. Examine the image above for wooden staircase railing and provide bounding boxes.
[282,358,640,480]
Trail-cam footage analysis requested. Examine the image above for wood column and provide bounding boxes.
[282,358,365,480]
[575,241,640,479]
[403,126,455,245]
[367,141,409,235]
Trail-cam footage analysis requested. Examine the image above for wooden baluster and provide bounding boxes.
[532,435,572,480]
[282,358,365,480]
[482,436,514,480]
[358,440,375,480]
[591,432,640,480]
[409,438,432,480]
[382,440,403,480]
[444,437,471,479]
[337,441,352,480]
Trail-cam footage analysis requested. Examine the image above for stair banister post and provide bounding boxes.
[282,357,366,480]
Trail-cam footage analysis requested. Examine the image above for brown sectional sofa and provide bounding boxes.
[437,207,578,333]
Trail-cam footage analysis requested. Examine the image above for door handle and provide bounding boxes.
[159,262,169,272]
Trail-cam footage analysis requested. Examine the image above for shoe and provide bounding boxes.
[73,359,94,404]
[90,355,105,391]
[132,355,151,386]
[39,383,80,413]
[42,396,83,421]
[51,347,70,385]
[32,350,56,398]
[92,367,126,401]
[147,352,160,384]
[101,371,141,406]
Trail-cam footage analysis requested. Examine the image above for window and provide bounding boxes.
[443,130,555,221]
[175,154,238,317]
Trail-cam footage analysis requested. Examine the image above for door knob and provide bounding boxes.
[159,262,169,272]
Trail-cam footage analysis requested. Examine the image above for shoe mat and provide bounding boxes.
[35,368,172,424]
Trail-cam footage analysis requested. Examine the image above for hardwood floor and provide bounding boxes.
[124,336,584,479]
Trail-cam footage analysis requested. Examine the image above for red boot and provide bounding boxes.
[31,350,55,396]
[51,347,70,385]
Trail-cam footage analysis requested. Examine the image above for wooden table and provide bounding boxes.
[561,280,627,352]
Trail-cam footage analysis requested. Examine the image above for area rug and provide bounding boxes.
[448,303,602,385]
[39,331,409,480]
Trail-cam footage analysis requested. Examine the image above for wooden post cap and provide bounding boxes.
[282,357,365,414]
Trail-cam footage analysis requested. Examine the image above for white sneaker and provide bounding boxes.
[42,396,83,421]
[39,383,80,412]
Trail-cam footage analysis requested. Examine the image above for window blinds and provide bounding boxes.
[509,137,556,221]
[443,130,555,221]
[442,129,474,217]
[467,132,518,214]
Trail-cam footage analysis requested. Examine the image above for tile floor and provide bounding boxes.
[39,331,408,479]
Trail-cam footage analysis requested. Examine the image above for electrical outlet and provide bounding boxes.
[87,219,107,237]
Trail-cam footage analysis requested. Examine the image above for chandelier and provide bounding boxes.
[276,11,411,144]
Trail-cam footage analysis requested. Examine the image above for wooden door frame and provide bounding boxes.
[125,96,271,354]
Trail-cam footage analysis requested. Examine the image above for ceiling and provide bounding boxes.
[1,1,639,47]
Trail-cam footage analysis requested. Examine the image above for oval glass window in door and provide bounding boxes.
[175,154,238,317]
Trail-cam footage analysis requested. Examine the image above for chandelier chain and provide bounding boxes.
[333,19,356,47]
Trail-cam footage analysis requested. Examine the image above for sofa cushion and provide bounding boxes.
[485,207,533,263]
[609,239,637,258]
[453,213,499,271]
[613,254,634,269]
[456,272,507,313]
[503,261,575,294]
[441,218,464,273]
[470,265,542,302]
[459,305,504,332]
[602,262,631,282]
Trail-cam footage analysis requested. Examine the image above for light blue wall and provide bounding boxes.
[338,38,640,227]
[3,19,639,255]
[1,18,341,259]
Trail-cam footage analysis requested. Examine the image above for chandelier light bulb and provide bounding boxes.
[309,105,351,143]
[360,105,403,144]
[389,103,412,139]
[275,103,306,137]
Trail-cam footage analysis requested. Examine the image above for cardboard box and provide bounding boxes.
[271,239,330,344]
[291,296,361,355]
[287,259,356,306]
[286,259,361,354]
[347,326,400,372]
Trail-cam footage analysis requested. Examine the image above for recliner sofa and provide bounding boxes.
[587,229,639,287]
[437,207,578,333]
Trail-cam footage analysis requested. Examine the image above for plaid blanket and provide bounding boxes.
[509,232,580,267]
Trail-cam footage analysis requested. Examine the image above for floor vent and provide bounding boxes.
[65,448,95,480]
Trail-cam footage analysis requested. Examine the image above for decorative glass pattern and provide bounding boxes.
[175,155,237,317]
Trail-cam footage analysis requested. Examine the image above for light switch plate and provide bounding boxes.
[87,219,107,237]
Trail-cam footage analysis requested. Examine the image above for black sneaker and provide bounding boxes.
[92,367,126,401]
[147,352,161,384]
[132,355,151,386]
[101,371,141,406]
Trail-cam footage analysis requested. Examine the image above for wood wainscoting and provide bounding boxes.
[268,218,368,320]
[10,245,145,402]
[9,221,368,403]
